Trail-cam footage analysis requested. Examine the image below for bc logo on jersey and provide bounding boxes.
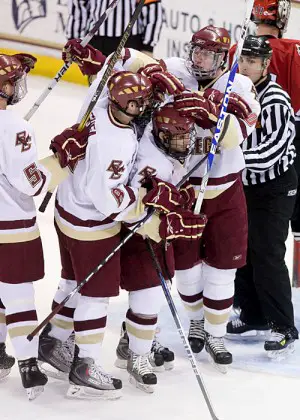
[107,160,125,180]
[138,166,157,184]
[16,131,32,152]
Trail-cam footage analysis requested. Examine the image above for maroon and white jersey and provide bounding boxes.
[55,101,139,241]
[0,110,67,243]
[164,57,261,198]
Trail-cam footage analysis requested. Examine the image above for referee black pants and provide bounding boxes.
[89,34,144,57]
[235,166,298,328]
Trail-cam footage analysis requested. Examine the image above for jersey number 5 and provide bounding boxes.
[24,163,42,188]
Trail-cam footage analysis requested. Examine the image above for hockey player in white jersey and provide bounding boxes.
[0,53,90,398]
[114,103,206,392]
[164,26,260,370]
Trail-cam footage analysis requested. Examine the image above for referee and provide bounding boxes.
[66,0,163,57]
[226,36,298,357]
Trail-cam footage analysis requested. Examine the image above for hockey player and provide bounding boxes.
[226,36,298,358]
[0,299,15,380]
[0,53,91,398]
[164,26,260,370]
[230,0,300,290]
[38,71,204,398]
[114,102,202,390]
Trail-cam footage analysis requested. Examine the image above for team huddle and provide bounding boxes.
[0,0,298,403]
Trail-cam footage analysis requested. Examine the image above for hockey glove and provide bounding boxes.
[12,53,37,73]
[142,177,183,214]
[179,182,196,210]
[204,88,252,121]
[62,39,107,76]
[159,210,207,241]
[50,123,90,172]
[174,92,219,129]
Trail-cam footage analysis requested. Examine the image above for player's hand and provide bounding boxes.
[204,88,252,121]
[12,53,37,73]
[50,123,90,172]
[174,92,219,129]
[142,177,182,213]
[179,182,196,210]
[138,60,167,77]
[159,210,207,241]
[62,39,106,76]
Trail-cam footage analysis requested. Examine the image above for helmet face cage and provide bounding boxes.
[153,105,196,162]
[186,45,226,80]
[252,0,291,34]
[8,74,28,105]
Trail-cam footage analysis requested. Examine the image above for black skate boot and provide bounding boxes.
[188,319,205,353]
[115,321,164,372]
[227,318,270,341]
[151,335,175,370]
[264,325,298,360]
[0,343,15,380]
[67,345,122,400]
[18,358,48,400]
[205,333,232,374]
[127,349,157,393]
[38,323,74,380]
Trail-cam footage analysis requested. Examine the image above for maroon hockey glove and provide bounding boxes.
[138,60,167,77]
[179,182,196,210]
[149,71,185,98]
[142,177,183,214]
[174,92,219,129]
[12,53,37,73]
[204,88,252,121]
[50,123,90,172]
[62,39,107,76]
[159,210,207,241]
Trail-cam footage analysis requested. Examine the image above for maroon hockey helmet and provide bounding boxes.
[108,71,153,116]
[186,26,231,81]
[251,0,291,36]
[0,54,27,104]
[152,103,195,161]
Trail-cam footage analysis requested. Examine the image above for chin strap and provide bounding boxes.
[0,90,10,102]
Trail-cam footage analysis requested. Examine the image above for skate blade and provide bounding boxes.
[164,361,174,371]
[129,375,155,394]
[226,329,270,342]
[266,343,295,361]
[67,384,121,400]
[207,354,229,375]
[0,368,11,380]
[114,358,127,370]
[26,385,45,401]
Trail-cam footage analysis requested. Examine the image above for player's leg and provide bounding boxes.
[0,299,15,380]
[0,238,47,399]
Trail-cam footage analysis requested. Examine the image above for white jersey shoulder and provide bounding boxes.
[164,57,198,91]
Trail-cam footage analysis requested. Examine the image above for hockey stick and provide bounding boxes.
[38,0,146,213]
[145,239,220,420]
[193,0,255,215]
[27,154,208,341]
[24,0,121,122]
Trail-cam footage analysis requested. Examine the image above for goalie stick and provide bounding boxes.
[38,0,146,213]
[193,0,255,215]
[24,0,121,122]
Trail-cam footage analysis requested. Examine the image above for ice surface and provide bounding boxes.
[1,76,299,420]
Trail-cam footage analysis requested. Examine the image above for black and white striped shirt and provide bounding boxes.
[242,74,296,186]
[66,0,163,52]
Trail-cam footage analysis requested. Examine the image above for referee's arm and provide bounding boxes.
[139,0,163,56]
[243,103,295,173]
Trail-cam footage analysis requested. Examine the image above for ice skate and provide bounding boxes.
[115,321,164,372]
[264,326,298,361]
[0,343,15,380]
[127,349,157,393]
[67,346,122,400]
[226,318,270,341]
[151,335,175,370]
[205,333,232,374]
[38,323,74,380]
[188,319,205,354]
[18,358,48,400]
